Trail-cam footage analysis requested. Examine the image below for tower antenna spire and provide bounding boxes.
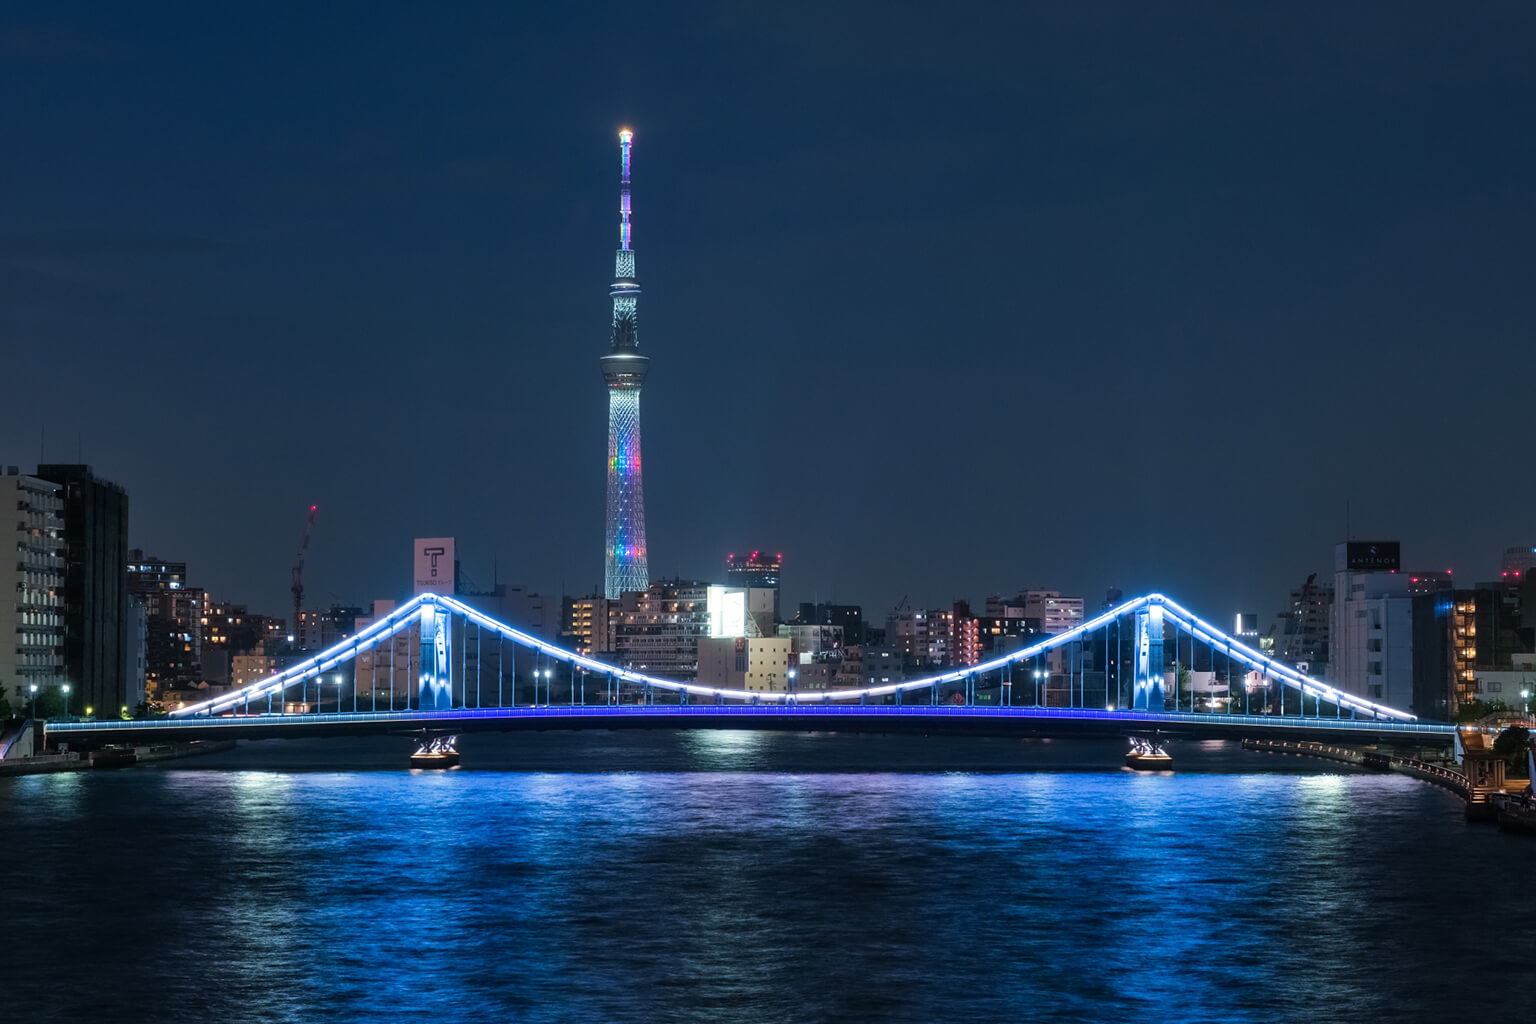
[619,128,633,252]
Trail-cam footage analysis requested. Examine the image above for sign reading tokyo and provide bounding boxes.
[1345,541,1401,573]
[414,537,455,595]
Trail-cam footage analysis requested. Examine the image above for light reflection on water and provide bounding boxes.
[2,731,1533,1023]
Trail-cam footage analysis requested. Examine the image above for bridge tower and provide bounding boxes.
[601,128,650,599]
[418,599,452,710]
[1133,604,1166,710]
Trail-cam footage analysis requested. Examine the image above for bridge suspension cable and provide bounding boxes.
[170,592,1417,723]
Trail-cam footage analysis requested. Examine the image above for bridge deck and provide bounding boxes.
[47,704,1458,748]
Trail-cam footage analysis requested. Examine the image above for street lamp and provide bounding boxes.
[62,684,71,718]
[29,683,38,719]
[1523,688,1530,717]
[787,668,797,694]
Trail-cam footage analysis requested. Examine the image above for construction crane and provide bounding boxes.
[291,505,318,647]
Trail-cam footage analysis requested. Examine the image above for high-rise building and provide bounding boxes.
[0,470,66,702]
[1020,591,1084,636]
[726,551,782,620]
[1330,541,1456,715]
[127,550,203,696]
[987,591,1085,636]
[561,594,612,655]
[611,579,712,678]
[296,604,365,651]
[1271,573,1333,674]
[887,604,978,666]
[602,128,650,599]
[35,464,131,719]
[1502,545,1536,580]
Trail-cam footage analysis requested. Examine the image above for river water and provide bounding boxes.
[2,731,1532,1023]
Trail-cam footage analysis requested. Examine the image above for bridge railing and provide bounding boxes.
[54,703,1459,738]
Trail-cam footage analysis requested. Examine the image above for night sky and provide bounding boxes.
[4,2,1533,625]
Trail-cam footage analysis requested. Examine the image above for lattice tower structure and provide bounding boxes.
[601,128,650,599]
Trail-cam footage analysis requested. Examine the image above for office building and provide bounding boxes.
[796,602,864,646]
[35,464,130,719]
[1271,573,1333,674]
[127,550,204,695]
[295,604,365,651]
[778,622,844,664]
[726,551,782,620]
[561,594,612,655]
[697,636,793,692]
[0,470,66,701]
[611,579,713,678]
[1331,541,1454,715]
[1501,545,1536,580]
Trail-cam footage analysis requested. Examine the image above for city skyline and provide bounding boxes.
[3,2,1533,622]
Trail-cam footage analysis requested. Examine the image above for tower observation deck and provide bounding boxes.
[602,128,650,599]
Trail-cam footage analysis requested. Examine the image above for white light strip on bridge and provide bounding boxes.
[172,597,431,717]
[172,591,1416,722]
[435,592,1160,706]
[1153,596,1413,721]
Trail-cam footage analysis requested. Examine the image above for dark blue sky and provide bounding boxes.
[4,2,1533,623]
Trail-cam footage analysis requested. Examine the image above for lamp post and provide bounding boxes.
[787,668,797,694]
[29,683,38,719]
[333,674,343,713]
[62,683,71,718]
[1523,688,1530,718]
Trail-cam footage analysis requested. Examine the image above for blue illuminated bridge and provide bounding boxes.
[46,592,1458,752]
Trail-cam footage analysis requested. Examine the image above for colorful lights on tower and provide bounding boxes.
[601,128,650,599]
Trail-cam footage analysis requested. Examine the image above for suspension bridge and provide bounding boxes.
[45,592,1458,757]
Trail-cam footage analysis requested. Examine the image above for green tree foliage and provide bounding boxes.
[1493,726,1534,779]
[1457,698,1509,723]
[9,684,69,719]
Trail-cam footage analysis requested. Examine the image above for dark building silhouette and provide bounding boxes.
[797,602,863,646]
[35,464,132,716]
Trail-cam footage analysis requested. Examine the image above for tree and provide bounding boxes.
[1457,698,1509,723]
[1493,726,1533,779]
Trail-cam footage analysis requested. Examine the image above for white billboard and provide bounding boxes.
[413,537,455,596]
[707,585,747,638]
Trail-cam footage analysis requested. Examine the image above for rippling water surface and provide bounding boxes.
[3,732,1533,1023]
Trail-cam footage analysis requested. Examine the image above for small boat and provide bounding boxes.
[1125,749,1173,771]
[1125,735,1172,771]
[410,735,460,770]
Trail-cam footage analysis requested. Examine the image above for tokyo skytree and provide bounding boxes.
[601,128,650,599]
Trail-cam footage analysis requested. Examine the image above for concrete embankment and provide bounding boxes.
[1242,738,1471,800]
[0,738,237,777]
